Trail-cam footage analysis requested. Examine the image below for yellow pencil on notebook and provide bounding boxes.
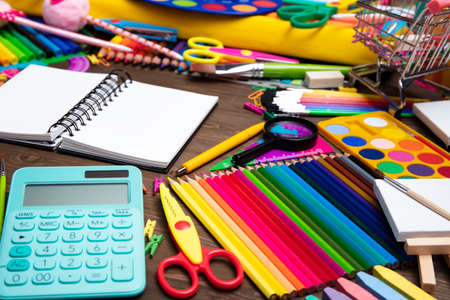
[167,177,287,298]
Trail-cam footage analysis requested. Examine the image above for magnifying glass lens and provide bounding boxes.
[268,121,314,139]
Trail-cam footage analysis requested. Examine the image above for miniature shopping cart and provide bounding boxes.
[350,0,449,117]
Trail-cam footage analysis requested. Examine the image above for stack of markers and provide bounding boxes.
[0,18,85,70]
[97,35,188,72]
[260,88,428,117]
[166,154,412,298]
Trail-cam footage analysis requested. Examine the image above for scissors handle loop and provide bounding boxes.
[187,37,224,50]
[183,49,220,64]
[203,248,244,290]
[157,252,200,299]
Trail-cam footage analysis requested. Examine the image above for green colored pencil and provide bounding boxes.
[242,168,357,273]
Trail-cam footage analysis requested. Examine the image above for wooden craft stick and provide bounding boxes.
[418,255,436,293]
[405,237,450,255]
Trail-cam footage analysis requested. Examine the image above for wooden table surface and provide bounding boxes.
[1,63,449,299]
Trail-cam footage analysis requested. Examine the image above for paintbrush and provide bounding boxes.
[190,62,351,79]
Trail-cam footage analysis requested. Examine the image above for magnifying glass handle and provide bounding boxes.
[231,138,277,165]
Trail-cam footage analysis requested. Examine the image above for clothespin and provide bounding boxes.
[87,54,100,65]
[144,219,156,240]
[243,102,266,115]
[153,177,164,195]
[145,234,163,258]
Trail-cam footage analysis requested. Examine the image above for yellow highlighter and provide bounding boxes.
[176,122,264,175]
[372,265,436,300]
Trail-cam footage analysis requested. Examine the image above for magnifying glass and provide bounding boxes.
[231,116,318,166]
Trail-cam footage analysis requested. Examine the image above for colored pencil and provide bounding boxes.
[249,166,362,272]
[233,169,344,280]
[185,176,298,293]
[266,163,395,266]
[255,165,370,269]
[241,167,354,273]
[205,173,316,289]
[332,155,374,191]
[193,174,305,291]
[142,53,153,67]
[168,178,288,298]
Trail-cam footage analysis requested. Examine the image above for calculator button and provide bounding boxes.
[112,218,133,229]
[14,221,35,231]
[59,272,81,284]
[34,258,56,271]
[87,244,108,255]
[112,245,133,255]
[113,208,132,217]
[88,219,108,229]
[63,220,84,230]
[86,256,108,269]
[7,259,30,271]
[40,211,61,219]
[64,209,84,218]
[85,271,107,283]
[35,245,57,257]
[9,245,32,257]
[15,211,36,219]
[112,257,134,282]
[61,244,83,256]
[87,231,108,242]
[5,273,28,286]
[11,233,33,244]
[62,232,84,243]
[32,272,54,285]
[37,232,59,244]
[60,257,82,270]
[112,231,133,241]
[89,210,108,217]
[38,221,60,231]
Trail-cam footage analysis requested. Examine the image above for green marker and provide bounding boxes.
[0,33,26,62]
[7,26,46,60]
[1,30,35,61]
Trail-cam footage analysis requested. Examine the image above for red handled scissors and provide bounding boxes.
[157,183,244,299]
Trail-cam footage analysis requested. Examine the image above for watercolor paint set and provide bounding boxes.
[318,111,450,179]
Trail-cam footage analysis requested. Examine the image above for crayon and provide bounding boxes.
[372,265,436,300]
[355,271,408,300]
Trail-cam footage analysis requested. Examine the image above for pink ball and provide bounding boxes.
[42,0,90,32]
[0,1,12,27]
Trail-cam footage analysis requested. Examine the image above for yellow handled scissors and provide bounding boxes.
[184,36,300,64]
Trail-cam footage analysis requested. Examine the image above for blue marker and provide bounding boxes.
[21,25,62,57]
[355,271,408,300]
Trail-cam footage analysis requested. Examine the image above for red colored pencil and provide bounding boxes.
[228,170,341,282]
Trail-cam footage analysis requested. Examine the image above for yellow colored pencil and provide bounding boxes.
[185,176,296,293]
[168,177,287,298]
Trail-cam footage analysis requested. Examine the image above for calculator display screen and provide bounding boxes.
[23,183,128,206]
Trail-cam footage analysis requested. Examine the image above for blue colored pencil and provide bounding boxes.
[21,25,62,56]
[267,164,397,266]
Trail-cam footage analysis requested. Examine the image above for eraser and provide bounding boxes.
[305,71,344,89]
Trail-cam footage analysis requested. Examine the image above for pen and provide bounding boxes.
[0,156,6,236]
[176,122,265,175]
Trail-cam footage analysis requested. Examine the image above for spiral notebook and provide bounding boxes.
[0,65,218,172]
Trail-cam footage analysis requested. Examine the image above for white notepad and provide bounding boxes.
[374,179,450,241]
[0,65,218,172]
[413,100,450,147]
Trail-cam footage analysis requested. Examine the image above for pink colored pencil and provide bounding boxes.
[0,11,132,53]
[226,171,337,283]
[85,15,183,61]
[206,174,317,288]
[235,169,345,278]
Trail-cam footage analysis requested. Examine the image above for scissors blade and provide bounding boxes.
[160,183,203,265]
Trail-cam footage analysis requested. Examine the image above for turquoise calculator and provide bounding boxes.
[0,166,146,299]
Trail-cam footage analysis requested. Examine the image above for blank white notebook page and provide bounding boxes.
[374,179,450,241]
[62,81,218,166]
[0,65,105,140]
